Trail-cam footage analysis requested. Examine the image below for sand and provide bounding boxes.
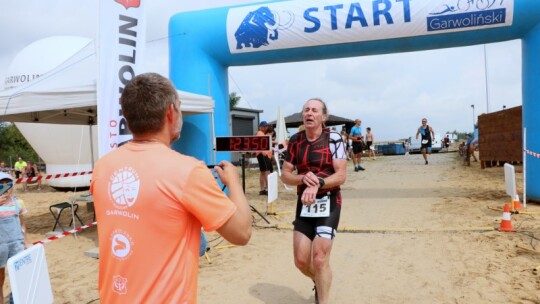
[3,150,540,304]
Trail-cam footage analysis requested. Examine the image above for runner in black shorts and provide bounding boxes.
[416,118,435,165]
[293,191,342,240]
[281,98,347,304]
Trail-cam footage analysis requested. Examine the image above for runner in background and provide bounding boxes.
[416,118,435,165]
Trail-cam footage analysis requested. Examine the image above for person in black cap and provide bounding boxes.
[255,121,273,195]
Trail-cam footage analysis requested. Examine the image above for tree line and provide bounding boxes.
[0,123,40,167]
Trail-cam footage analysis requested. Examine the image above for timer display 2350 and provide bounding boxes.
[215,136,271,152]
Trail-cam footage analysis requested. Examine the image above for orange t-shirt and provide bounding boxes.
[90,142,237,303]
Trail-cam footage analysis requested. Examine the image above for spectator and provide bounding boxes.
[459,141,466,157]
[0,172,30,304]
[91,73,252,303]
[340,129,350,160]
[404,139,410,156]
[464,134,478,166]
[22,161,42,191]
[443,135,450,151]
[256,121,273,195]
[349,119,365,171]
[14,157,26,179]
[365,127,376,160]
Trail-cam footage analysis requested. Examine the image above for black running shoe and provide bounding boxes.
[359,165,366,171]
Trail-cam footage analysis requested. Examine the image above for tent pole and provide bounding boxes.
[89,124,95,168]
[211,112,216,165]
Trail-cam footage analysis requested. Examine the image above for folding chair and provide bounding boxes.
[49,202,84,232]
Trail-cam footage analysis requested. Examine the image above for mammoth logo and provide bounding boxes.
[115,0,140,9]
[235,6,279,49]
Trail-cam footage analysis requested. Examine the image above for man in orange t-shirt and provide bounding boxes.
[91,73,252,303]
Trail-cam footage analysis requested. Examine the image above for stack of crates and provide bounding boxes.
[380,143,405,155]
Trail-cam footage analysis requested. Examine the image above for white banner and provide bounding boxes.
[98,0,146,157]
[227,0,514,54]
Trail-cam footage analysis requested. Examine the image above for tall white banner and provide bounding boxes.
[98,0,146,157]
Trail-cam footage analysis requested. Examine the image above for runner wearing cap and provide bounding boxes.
[256,121,273,195]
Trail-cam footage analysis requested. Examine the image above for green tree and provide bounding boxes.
[0,123,40,166]
[229,92,241,109]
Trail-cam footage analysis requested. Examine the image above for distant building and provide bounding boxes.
[444,133,458,143]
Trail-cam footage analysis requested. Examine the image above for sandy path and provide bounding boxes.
[3,151,540,303]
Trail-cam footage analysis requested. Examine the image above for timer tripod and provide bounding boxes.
[214,135,272,224]
[240,153,270,224]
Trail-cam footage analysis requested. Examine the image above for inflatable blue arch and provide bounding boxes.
[169,0,540,199]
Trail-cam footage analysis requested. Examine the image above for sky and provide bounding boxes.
[0,0,522,141]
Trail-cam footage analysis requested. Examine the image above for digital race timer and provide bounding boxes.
[215,136,271,152]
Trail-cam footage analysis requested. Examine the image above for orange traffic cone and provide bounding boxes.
[497,203,516,232]
[512,194,524,211]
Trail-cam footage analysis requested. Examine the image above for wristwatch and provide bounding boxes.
[318,177,325,188]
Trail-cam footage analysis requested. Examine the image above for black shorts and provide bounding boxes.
[256,154,273,172]
[421,143,432,150]
[366,141,373,150]
[293,191,342,240]
[352,142,363,154]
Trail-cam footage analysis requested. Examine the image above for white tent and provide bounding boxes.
[0,38,215,188]
[0,39,214,124]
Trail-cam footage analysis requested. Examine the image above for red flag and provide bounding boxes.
[115,0,140,9]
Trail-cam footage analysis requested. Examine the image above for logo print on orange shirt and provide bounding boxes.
[113,275,128,295]
[109,167,140,209]
[111,231,133,260]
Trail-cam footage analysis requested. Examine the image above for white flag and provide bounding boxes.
[97,0,146,157]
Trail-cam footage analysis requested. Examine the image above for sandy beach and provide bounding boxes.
[3,150,540,303]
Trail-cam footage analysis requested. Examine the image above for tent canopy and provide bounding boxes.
[0,39,214,125]
[269,112,355,129]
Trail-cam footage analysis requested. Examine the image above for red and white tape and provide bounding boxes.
[32,221,97,245]
[524,148,540,159]
[15,171,93,184]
